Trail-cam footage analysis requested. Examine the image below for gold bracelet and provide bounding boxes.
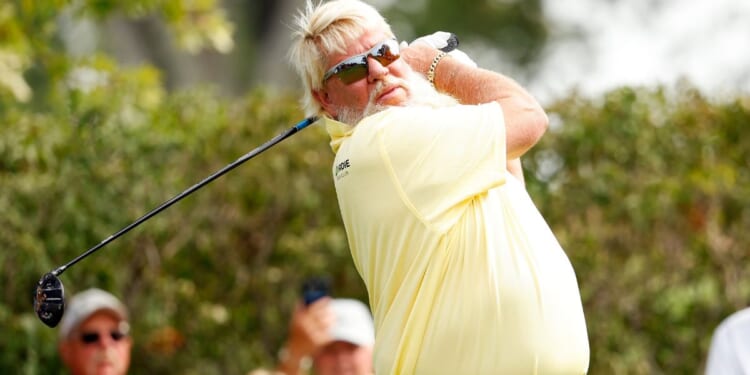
[427,51,447,87]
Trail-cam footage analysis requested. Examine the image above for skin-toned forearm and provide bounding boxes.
[433,55,548,159]
[402,45,548,159]
[275,299,334,375]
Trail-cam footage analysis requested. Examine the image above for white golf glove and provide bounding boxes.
[402,31,477,67]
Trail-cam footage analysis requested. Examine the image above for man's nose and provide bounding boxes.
[96,333,117,347]
[366,56,389,82]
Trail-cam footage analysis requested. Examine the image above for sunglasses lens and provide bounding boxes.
[374,40,399,66]
[81,333,99,344]
[336,62,369,84]
[80,331,127,344]
[324,39,400,85]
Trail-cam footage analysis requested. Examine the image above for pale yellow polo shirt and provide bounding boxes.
[326,103,589,375]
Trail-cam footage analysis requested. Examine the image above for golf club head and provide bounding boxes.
[34,272,65,328]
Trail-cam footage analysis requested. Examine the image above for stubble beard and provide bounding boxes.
[336,71,459,126]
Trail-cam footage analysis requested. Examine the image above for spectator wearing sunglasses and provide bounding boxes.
[58,288,132,375]
[288,0,589,374]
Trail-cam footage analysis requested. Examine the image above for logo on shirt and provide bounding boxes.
[335,158,351,180]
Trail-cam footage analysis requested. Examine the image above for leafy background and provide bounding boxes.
[1,1,749,374]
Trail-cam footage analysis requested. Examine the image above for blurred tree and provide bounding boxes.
[84,0,552,96]
[384,0,548,66]
[0,0,234,105]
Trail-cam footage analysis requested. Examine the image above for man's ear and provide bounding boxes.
[313,89,337,118]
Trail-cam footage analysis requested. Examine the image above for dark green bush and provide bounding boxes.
[524,86,750,375]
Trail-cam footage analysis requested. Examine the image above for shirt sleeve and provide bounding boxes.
[375,103,506,232]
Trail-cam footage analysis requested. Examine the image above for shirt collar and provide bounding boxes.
[322,116,355,153]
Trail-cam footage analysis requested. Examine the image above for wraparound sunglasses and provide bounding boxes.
[80,330,128,344]
[322,38,400,85]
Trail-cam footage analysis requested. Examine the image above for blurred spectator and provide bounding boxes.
[705,306,750,374]
[58,288,132,375]
[276,297,374,375]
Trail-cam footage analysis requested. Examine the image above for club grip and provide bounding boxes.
[440,33,459,52]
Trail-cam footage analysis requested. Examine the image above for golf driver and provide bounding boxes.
[34,116,318,328]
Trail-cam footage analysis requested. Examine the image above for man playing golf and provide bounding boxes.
[288,0,590,373]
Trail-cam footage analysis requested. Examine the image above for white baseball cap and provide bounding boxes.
[329,298,375,347]
[58,288,129,341]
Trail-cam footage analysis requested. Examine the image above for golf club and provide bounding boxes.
[34,116,318,328]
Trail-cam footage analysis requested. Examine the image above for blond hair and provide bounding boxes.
[288,0,394,118]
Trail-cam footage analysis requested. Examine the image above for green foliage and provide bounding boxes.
[4,81,748,374]
[385,0,547,65]
[0,0,233,104]
[2,2,355,373]
[1,76,362,373]
[523,86,750,374]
